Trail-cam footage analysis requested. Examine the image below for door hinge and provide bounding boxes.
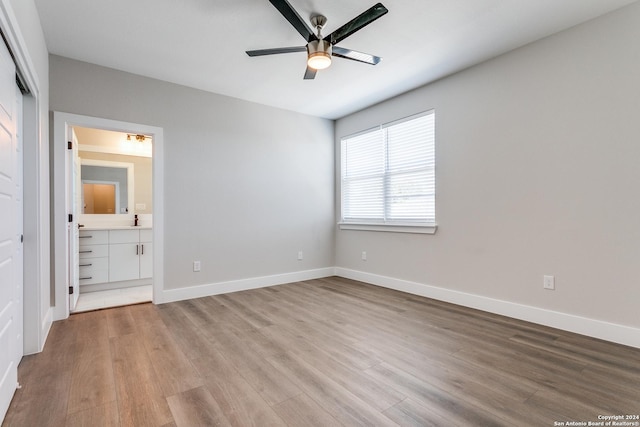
[68,141,73,150]
[68,286,74,295]
[68,214,73,223]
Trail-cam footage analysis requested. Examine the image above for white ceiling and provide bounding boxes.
[35,0,636,119]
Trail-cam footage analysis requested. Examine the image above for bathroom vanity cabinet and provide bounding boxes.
[79,228,153,289]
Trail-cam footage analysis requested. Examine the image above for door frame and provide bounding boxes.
[52,113,164,320]
[0,0,50,355]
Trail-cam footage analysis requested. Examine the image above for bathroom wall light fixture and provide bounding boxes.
[126,134,150,142]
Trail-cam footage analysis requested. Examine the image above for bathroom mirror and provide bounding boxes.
[74,125,153,215]
[80,159,134,215]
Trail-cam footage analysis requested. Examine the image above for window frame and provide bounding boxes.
[339,110,437,234]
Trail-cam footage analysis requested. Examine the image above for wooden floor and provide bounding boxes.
[4,277,639,426]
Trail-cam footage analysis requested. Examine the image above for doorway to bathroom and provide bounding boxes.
[52,112,164,321]
[71,126,153,312]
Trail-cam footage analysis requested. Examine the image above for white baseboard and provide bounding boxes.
[155,265,640,348]
[335,267,640,349]
[24,308,53,356]
[40,308,53,353]
[158,267,335,304]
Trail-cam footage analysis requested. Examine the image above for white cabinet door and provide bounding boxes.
[139,242,153,279]
[109,243,140,282]
[106,229,152,283]
[139,229,153,279]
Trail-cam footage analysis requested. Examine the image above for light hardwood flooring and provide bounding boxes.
[4,277,639,426]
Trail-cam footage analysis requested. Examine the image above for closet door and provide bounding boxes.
[0,38,20,421]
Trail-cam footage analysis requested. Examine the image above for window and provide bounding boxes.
[340,111,436,233]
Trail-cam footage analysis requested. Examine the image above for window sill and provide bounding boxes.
[338,222,437,234]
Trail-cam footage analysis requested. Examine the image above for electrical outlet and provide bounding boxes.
[361,251,367,261]
[297,251,303,261]
[543,275,555,290]
[193,261,201,272]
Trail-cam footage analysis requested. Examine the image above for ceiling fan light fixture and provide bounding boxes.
[307,52,331,70]
[307,39,332,70]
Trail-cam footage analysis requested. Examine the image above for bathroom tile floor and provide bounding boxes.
[72,285,153,313]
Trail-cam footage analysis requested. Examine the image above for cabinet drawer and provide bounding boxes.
[79,244,109,259]
[109,229,139,244]
[79,230,109,245]
[79,257,109,285]
[140,229,153,243]
[79,256,108,271]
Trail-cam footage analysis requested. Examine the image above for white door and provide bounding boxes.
[0,39,21,420]
[68,128,80,310]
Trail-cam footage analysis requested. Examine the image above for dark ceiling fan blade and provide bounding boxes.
[268,0,317,42]
[325,3,388,45]
[332,46,381,65]
[246,46,307,57]
[303,66,317,80]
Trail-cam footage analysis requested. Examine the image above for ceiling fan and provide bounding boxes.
[246,0,388,79]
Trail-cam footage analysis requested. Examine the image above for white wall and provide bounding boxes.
[49,56,335,297]
[7,0,47,76]
[335,3,640,338]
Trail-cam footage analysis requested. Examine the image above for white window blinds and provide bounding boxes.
[341,111,435,226]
